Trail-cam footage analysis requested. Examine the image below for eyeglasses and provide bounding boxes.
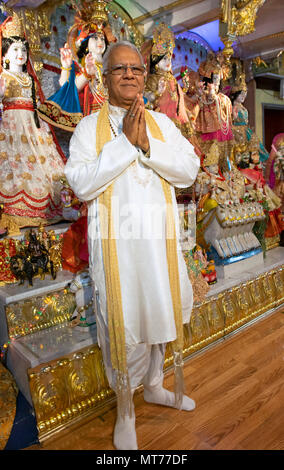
[105,64,146,76]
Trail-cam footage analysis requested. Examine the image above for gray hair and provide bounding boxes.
[102,40,144,74]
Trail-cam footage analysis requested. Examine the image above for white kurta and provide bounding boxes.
[65,105,200,346]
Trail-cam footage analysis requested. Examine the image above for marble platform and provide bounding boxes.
[7,322,97,406]
[0,269,75,347]
[215,251,264,279]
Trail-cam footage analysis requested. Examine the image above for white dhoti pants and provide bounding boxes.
[96,310,166,393]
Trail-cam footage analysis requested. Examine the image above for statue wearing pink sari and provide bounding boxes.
[142,23,194,143]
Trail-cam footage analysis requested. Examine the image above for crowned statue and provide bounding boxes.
[142,23,195,144]
[265,133,284,211]
[0,13,66,235]
[38,1,117,273]
[180,67,202,125]
[236,133,284,247]
[194,51,234,170]
[38,0,116,131]
[230,74,269,164]
[194,137,269,263]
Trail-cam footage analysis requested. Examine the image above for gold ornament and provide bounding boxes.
[248,133,260,153]
[203,142,220,167]
[1,12,25,38]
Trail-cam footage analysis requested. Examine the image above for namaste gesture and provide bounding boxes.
[123,93,149,153]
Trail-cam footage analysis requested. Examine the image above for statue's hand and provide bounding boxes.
[157,77,166,95]
[85,53,97,77]
[208,83,216,97]
[60,43,73,69]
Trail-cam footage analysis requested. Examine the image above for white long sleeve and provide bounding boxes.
[67,105,197,345]
[65,113,138,201]
[140,111,200,188]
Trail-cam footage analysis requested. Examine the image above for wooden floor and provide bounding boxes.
[27,309,284,451]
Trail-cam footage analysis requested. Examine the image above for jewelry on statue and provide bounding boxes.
[199,94,215,106]
[215,94,230,136]
[61,66,71,71]
[77,298,93,314]
[4,70,31,88]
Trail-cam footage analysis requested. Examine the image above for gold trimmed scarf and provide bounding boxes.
[96,102,184,416]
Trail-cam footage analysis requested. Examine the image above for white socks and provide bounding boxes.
[113,412,138,450]
[143,386,196,411]
[113,385,196,449]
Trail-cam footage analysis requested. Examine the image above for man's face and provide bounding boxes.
[103,46,145,109]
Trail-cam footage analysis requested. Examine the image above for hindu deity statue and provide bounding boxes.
[236,134,283,246]
[230,76,269,164]
[142,23,194,143]
[194,51,234,169]
[0,13,66,234]
[38,0,116,131]
[39,1,116,273]
[194,140,267,261]
[265,133,284,211]
[179,66,204,157]
[180,67,201,124]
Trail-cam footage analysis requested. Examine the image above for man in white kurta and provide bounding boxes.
[65,41,200,450]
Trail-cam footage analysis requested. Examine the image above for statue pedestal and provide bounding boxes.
[215,250,264,279]
[0,269,75,404]
[6,321,98,406]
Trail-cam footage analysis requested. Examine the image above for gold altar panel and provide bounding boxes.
[28,344,114,438]
[6,290,76,340]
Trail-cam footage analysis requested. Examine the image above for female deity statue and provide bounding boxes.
[0,14,66,233]
[38,2,116,131]
[142,23,195,143]
[230,79,269,163]
[194,52,234,168]
[265,133,284,210]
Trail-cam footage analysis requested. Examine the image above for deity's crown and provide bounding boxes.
[235,142,247,154]
[1,12,25,38]
[248,134,259,153]
[231,73,247,94]
[151,22,175,58]
[198,51,221,79]
[203,142,220,167]
[72,0,109,26]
